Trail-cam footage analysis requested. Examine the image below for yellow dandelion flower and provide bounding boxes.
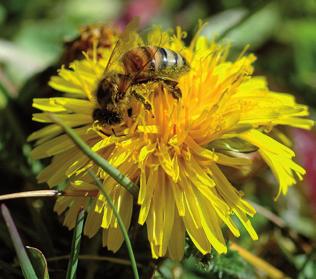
[28,23,313,260]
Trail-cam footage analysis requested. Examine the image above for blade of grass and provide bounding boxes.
[66,208,85,279]
[249,200,286,228]
[26,246,50,279]
[1,204,39,279]
[0,189,100,201]
[0,190,61,201]
[49,113,139,197]
[88,170,140,279]
[46,254,143,267]
[230,242,288,278]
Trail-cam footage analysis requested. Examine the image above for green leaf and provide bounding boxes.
[227,2,281,48]
[296,253,316,279]
[279,20,316,89]
[204,2,281,49]
[66,209,85,279]
[183,243,256,279]
[208,138,258,153]
[26,246,50,279]
[156,243,256,279]
[1,204,39,279]
[0,5,6,25]
[201,8,247,39]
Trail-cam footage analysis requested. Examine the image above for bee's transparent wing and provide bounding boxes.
[104,17,142,73]
[126,27,169,82]
[145,25,170,47]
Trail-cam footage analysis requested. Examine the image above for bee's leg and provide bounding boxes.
[111,128,117,137]
[170,85,182,99]
[163,80,182,99]
[115,91,126,103]
[131,91,152,111]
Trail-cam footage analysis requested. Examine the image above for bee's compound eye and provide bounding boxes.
[93,108,122,125]
[96,80,113,107]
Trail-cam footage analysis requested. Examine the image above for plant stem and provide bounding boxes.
[0,190,61,201]
[49,113,139,197]
[66,209,85,279]
[88,170,140,279]
[46,254,143,267]
[1,204,38,279]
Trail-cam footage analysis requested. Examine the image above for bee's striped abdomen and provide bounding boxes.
[122,46,189,79]
[157,47,187,72]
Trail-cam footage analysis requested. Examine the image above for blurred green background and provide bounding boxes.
[0,0,315,278]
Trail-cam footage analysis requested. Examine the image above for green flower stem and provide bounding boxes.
[88,170,140,279]
[1,204,39,279]
[49,113,139,197]
[66,209,85,279]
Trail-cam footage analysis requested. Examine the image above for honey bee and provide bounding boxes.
[93,21,190,126]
